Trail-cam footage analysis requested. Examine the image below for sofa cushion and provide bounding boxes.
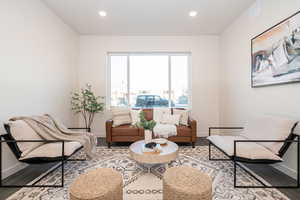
[176,125,192,137]
[153,108,171,123]
[161,114,180,125]
[143,109,153,121]
[130,109,141,125]
[173,109,189,126]
[207,135,282,161]
[111,107,132,127]
[19,141,82,160]
[112,125,140,136]
[242,116,298,154]
[8,120,44,155]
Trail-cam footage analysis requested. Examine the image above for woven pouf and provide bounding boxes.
[69,168,123,200]
[163,166,212,200]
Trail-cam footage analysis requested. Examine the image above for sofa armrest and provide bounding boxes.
[208,127,244,136]
[188,119,197,142]
[106,120,113,142]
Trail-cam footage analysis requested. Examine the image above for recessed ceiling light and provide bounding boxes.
[189,11,198,17]
[98,11,107,17]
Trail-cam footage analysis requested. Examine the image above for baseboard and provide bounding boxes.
[96,131,208,138]
[197,131,208,137]
[2,162,27,179]
[273,163,297,179]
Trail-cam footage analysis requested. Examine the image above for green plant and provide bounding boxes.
[71,84,105,129]
[136,111,156,131]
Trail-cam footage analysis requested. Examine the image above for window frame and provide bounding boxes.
[107,52,192,109]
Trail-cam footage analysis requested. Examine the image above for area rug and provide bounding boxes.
[7,146,289,200]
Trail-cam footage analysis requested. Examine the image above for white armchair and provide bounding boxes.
[207,116,299,189]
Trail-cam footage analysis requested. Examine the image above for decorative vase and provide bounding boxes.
[144,130,152,144]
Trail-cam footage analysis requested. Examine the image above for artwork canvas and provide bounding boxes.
[251,11,300,87]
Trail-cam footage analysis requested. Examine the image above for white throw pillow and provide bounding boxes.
[242,116,298,154]
[153,108,171,123]
[173,109,189,126]
[161,114,180,125]
[111,107,132,127]
[8,120,44,153]
[130,109,141,125]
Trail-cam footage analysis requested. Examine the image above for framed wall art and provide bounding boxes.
[251,11,300,87]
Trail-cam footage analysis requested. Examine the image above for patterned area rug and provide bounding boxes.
[7,146,289,200]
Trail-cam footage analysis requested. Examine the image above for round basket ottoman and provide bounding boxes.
[69,168,123,200]
[163,166,212,200]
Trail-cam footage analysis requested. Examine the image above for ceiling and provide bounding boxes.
[42,0,255,35]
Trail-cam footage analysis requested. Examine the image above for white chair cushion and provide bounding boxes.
[293,122,300,136]
[161,114,180,125]
[20,141,82,160]
[242,116,298,154]
[8,120,44,153]
[111,107,132,127]
[207,135,282,161]
[173,109,189,126]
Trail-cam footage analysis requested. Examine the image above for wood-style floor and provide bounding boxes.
[0,138,299,200]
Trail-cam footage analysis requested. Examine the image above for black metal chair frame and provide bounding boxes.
[0,127,90,188]
[208,126,300,189]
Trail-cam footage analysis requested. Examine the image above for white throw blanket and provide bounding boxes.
[153,108,177,138]
[153,123,177,138]
[10,114,97,159]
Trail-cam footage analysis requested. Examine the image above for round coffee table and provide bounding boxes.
[129,140,179,171]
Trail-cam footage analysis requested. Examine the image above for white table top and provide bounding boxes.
[129,140,179,164]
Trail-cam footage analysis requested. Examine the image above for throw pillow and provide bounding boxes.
[130,109,141,125]
[173,109,189,126]
[111,107,132,127]
[8,120,44,154]
[161,114,181,125]
[153,108,171,123]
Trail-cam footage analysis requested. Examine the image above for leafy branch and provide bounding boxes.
[136,111,156,131]
[71,84,105,129]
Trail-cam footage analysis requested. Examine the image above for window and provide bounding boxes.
[109,53,190,108]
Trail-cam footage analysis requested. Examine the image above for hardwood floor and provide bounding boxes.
[0,137,299,200]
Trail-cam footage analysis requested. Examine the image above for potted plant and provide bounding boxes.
[136,111,156,143]
[71,84,105,131]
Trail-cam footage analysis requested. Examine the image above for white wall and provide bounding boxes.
[79,36,220,137]
[220,0,300,178]
[0,0,79,178]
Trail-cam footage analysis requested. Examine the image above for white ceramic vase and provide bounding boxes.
[144,130,152,144]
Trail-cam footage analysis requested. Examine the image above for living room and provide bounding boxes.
[1,0,300,199]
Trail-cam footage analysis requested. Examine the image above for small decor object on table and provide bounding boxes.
[129,140,178,172]
[153,138,168,146]
[135,111,156,144]
[143,142,162,154]
[71,84,105,131]
[145,130,152,144]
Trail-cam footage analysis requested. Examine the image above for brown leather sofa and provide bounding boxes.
[106,108,197,148]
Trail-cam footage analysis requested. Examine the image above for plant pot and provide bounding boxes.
[144,130,152,144]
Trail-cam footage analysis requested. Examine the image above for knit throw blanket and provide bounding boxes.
[10,114,97,159]
[152,108,177,138]
[153,123,177,138]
